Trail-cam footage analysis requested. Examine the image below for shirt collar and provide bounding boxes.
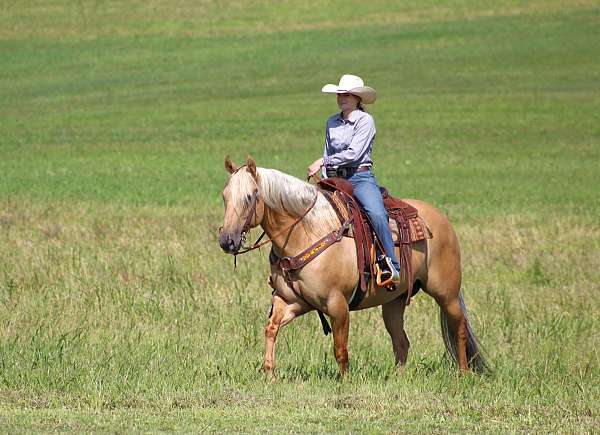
[336,110,361,124]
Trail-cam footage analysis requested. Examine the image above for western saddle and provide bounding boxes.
[317,178,432,303]
[269,177,432,311]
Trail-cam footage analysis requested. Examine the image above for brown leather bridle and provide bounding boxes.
[239,190,260,246]
[221,170,320,267]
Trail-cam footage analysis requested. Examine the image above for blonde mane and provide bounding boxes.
[228,167,340,235]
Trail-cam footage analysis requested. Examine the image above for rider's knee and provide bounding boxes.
[370,211,388,224]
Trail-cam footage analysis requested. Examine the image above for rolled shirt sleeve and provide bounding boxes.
[323,111,375,168]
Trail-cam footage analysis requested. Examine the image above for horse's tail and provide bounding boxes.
[440,290,490,374]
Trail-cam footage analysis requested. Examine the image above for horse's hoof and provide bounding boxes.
[263,369,277,383]
[395,364,407,375]
[337,371,348,382]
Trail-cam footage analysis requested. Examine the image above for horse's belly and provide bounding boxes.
[353,289,406,310]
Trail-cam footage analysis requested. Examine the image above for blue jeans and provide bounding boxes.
[347,171,400,271]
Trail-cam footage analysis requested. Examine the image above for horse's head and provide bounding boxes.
[219,156,265,254]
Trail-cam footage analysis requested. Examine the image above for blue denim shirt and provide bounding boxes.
[322,109,375,168]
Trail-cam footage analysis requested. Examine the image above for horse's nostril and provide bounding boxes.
[219,233,236,253]
[219,231,241,254]
[219,234,230,251]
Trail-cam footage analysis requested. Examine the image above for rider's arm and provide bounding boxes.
[307,157,324,177]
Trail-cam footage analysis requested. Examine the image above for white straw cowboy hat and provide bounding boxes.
[321,74,377,104]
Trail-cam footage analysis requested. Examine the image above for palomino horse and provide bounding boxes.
[219,157,487,377]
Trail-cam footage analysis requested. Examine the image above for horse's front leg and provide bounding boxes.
[263,294,307,381]
[328,297,350,377]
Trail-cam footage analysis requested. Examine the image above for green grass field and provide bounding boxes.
[1,0,599,432]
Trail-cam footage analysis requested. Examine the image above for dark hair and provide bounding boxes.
[357,100,366,112]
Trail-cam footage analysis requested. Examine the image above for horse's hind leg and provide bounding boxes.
[263,294,308,380]
[382,295,410,370]
[426,274,469,371]
[438,297,468,371]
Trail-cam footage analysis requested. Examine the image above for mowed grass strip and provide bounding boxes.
[1,5,598,213]
[1,0,597,40]
[1,0,599,432]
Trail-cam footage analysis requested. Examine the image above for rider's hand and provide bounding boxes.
[307,158,324,178]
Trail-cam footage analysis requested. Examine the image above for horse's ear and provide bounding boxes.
[225,155,238,174]
[246,156,258,180]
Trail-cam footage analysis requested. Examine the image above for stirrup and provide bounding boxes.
[375,256,400,288]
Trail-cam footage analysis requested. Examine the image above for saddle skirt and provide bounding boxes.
[382,188,433,245]
[318,177,433,304]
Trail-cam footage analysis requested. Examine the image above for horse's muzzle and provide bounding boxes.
[219,230,242,254]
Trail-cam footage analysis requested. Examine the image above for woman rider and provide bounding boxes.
[307,74,401,286]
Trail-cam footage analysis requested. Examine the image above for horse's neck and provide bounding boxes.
[261,205,329,258]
